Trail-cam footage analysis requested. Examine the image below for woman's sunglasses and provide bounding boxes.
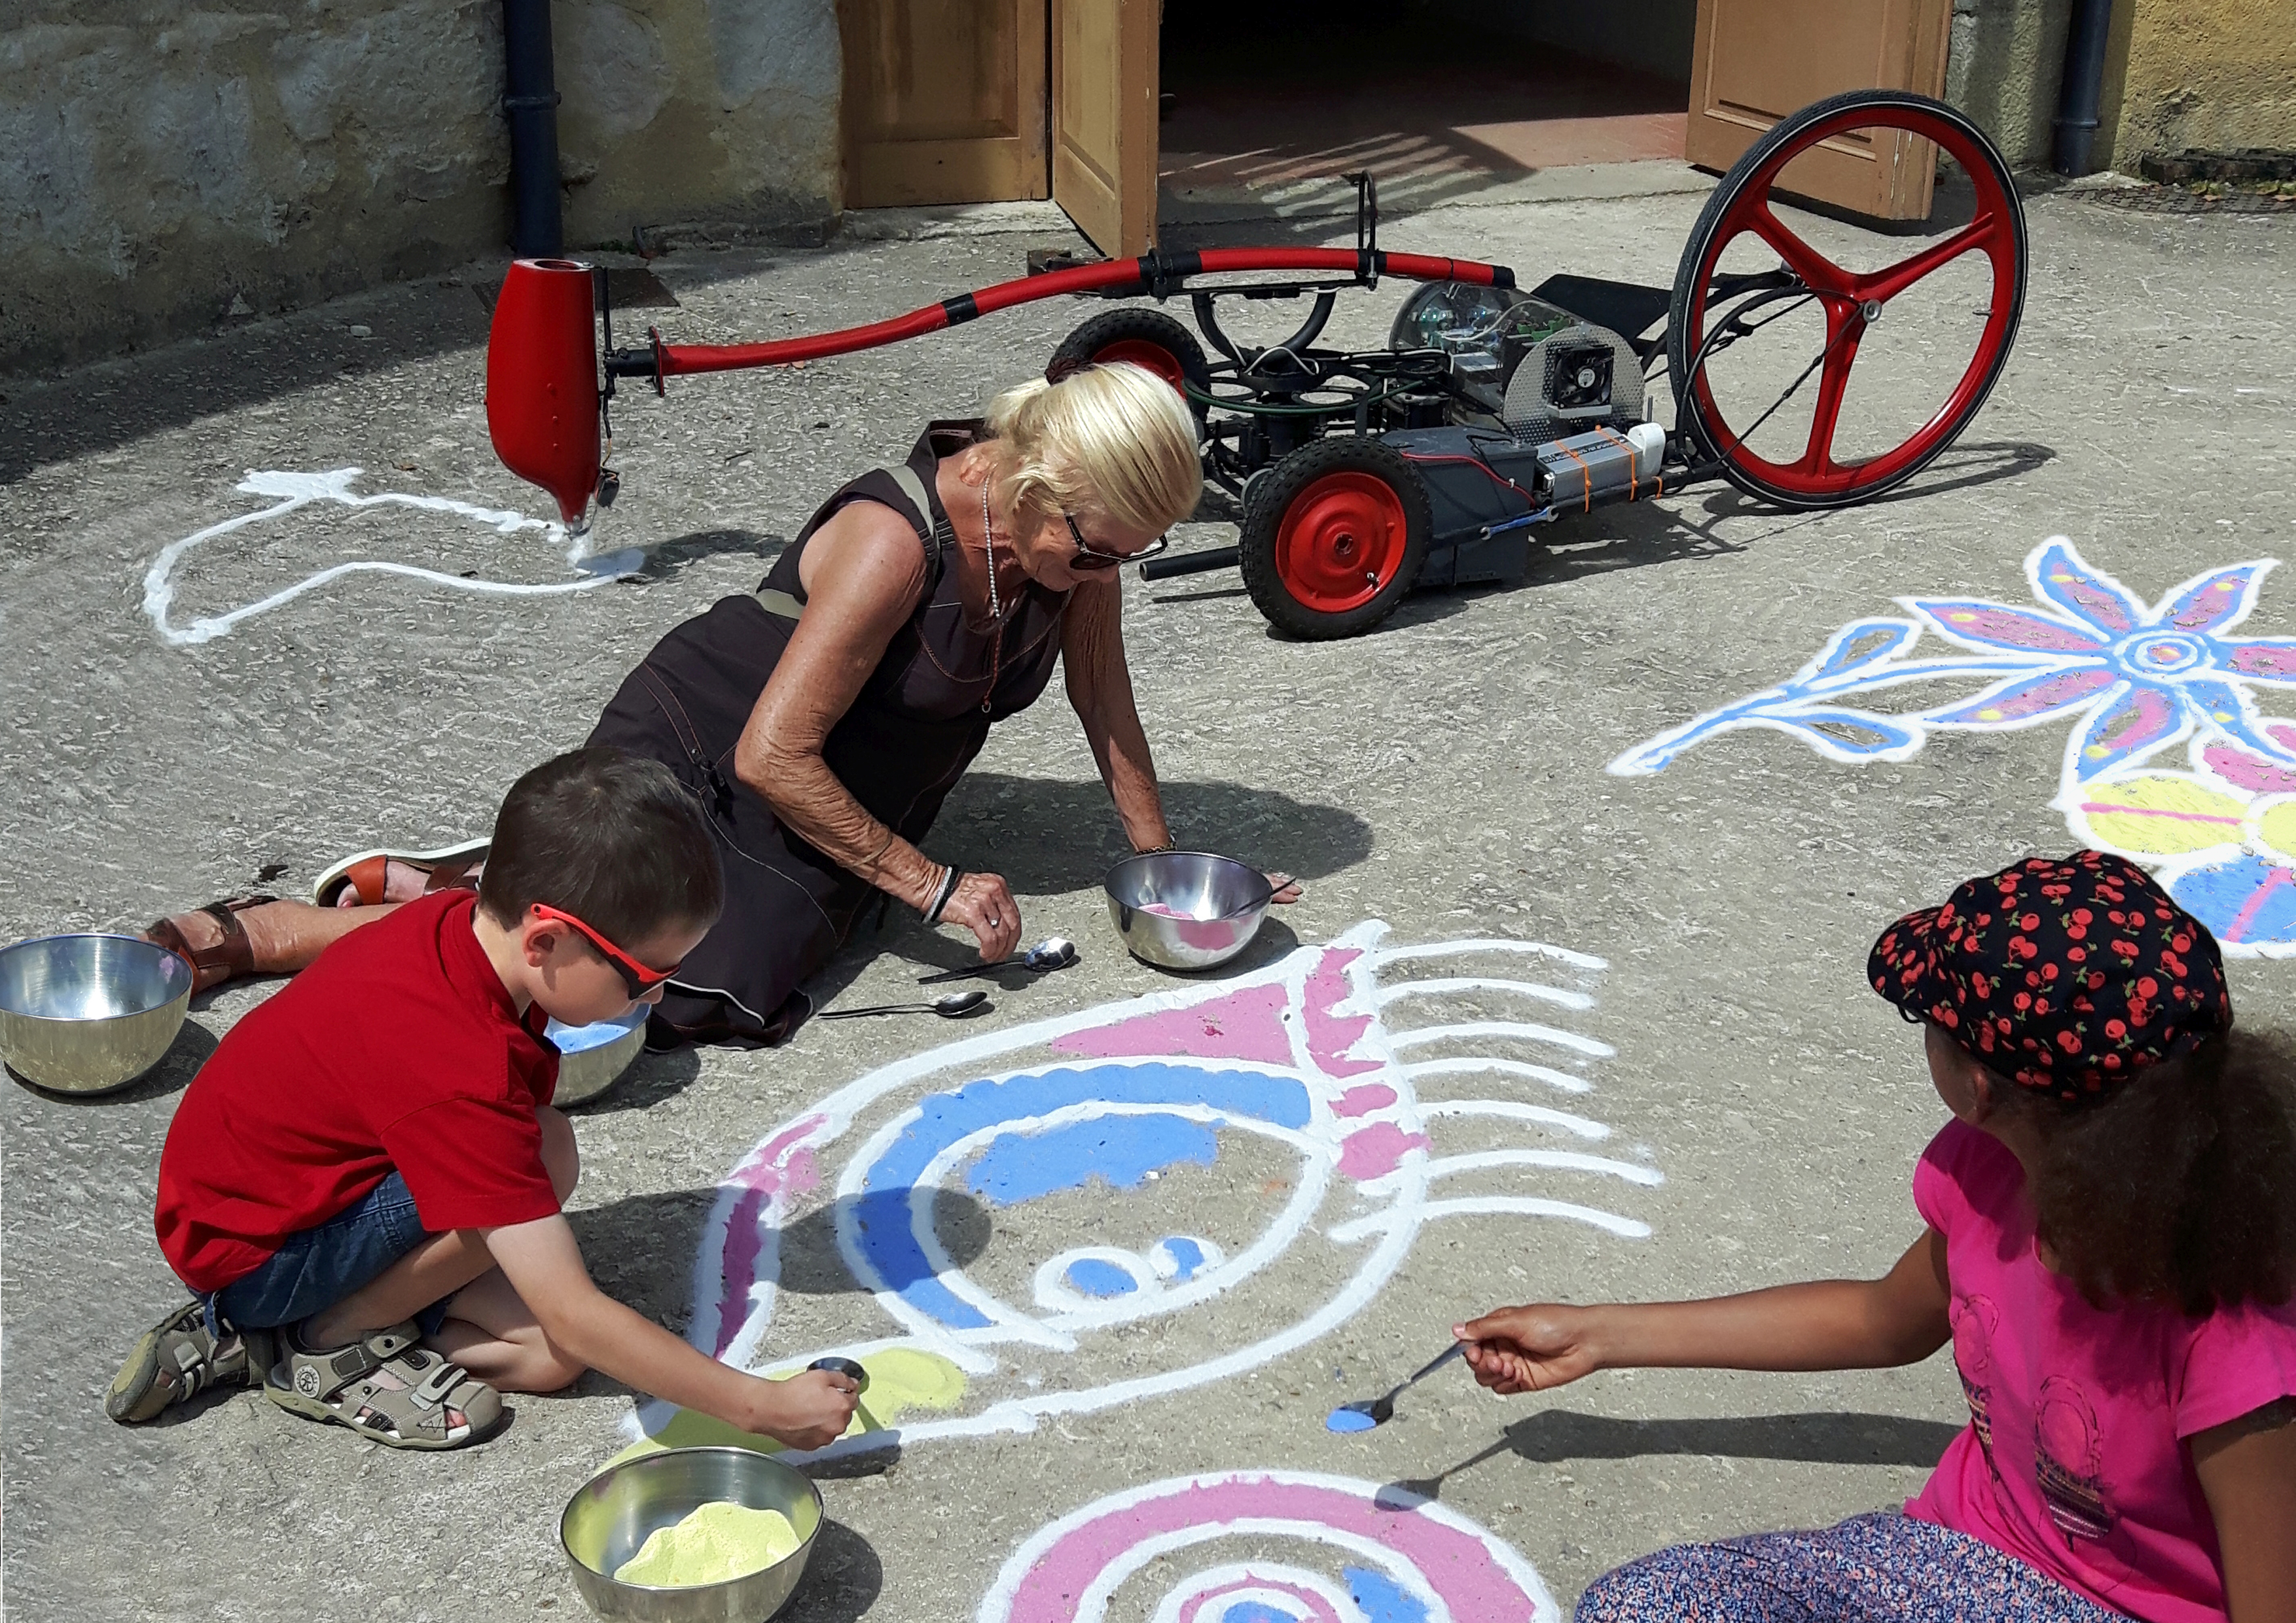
[529,904,681,998]
[1063,512,1169,572]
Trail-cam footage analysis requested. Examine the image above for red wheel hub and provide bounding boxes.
[1274,473,1406,613]
[1092,339,1189,393]
[1687,105,2020,500]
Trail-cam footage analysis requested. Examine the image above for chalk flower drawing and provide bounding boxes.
[620,922,1657,1464]
[977,1471,1556,1623]
[1609,539,2296,783]
[2068,728,2296,955]
[144,468,639,646]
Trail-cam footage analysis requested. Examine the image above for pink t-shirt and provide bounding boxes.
[1907,1119,2296,1623]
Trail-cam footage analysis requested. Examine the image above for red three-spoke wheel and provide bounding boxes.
[1668,90,2029,510]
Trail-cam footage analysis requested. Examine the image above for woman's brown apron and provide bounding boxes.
[586,422,1070,1046]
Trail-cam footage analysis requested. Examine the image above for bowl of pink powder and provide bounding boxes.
[1103,851,1274,971]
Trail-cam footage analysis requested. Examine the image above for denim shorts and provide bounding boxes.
[204,1172,452,1339]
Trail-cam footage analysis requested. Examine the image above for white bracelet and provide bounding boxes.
[922,865,963,924]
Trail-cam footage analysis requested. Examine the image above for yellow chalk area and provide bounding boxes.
[602,1347,969,1472]
[2255,800,2296,859]
[2078,777,2244,857]
[614,1501,800,1587]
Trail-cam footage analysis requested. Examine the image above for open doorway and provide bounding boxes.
[1157,0,1693,222]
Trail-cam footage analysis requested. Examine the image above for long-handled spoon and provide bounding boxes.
[1326,1342,1465,1433]
[918,936,1078,984]
[819,990,990,1021]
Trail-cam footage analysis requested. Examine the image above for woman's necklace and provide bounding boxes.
[978,481,1004,622]
[976,479,1007,713]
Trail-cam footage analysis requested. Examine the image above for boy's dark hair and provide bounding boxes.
[478,748,723,946]
[2017,1026,2296,1316]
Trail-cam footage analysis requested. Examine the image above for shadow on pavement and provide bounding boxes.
[928,773,1372,899]
[1377,1408,1964,1505]
[783,1518,884,1622]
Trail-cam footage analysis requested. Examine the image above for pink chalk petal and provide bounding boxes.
[1338,1122,1428,1179]
[2202,742,2296,795]
[1052,984,1293,1065]
[1912,598,2108,654]
[1333,1084,1398,1118]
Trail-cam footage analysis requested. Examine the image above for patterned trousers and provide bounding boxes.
[1575,1512,2131,1623]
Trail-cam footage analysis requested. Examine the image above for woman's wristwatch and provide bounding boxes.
[923,864,964,924]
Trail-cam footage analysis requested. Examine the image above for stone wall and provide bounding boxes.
[0,0,840,376]
[1944,0,2071,168]
[2101,0,2296,169]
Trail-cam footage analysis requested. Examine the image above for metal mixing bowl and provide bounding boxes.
[549,1008,650,1107]
[0,933,194,1094]
[1103,851,1274,971]
[561,1446,823,1622]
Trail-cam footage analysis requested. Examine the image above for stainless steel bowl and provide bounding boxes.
[550,1009,649,1107]
[1103,851,1274,971]
[561,1446,823,1622]
[0,933,194,1095]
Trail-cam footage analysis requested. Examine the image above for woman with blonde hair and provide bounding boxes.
[151,363,1296,1045]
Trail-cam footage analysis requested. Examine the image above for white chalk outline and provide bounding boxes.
[636,921,1655,1462]
[142,467,639,646]
[975,1470,1559,1623]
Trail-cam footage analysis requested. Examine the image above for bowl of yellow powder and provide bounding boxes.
[560,1446,823,1620]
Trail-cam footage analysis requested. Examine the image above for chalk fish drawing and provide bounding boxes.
[1610,537,2296,955]
[976,1471,1556,1623]
[625,921,1657,1462]
[143,467,639,646]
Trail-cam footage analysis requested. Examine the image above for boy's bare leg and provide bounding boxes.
[304,1107,583,1392]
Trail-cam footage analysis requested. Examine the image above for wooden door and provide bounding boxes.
[842,0,1048,207]
[1050,0,1159,255]
[1686,0,1953,219]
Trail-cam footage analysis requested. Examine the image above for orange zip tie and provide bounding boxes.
[1554,440,1595,512]
[1594,426,1638,502]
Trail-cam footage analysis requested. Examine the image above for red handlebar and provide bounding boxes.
[643,247,1515,379]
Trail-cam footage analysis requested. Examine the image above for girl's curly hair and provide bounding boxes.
[2014,1026,2296,1315]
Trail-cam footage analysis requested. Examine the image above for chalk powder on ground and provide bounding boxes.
[1325,1407,1378,1433]
[613,1502,801,1586]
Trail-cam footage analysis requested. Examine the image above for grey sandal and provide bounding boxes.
[264,1321,502,1450]
[107,1300,274,1423]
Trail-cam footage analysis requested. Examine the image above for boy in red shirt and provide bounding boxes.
[107,748,858,1452]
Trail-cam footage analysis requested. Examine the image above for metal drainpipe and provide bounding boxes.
[2053,0,2115,177]
[501,0,564,257]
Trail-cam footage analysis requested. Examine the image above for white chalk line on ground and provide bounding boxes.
[142,468,641,646]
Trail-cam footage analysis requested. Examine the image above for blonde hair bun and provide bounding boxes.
[985,362,1201,535]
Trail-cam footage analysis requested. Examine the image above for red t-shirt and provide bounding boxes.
[1907,1118,2296,1623]
[156,890,563,1293]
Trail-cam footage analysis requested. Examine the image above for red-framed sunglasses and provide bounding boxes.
[529,904,681,997]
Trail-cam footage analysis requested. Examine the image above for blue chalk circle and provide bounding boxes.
[1062,1258,1142,1298]
[1151,1236,1212,1281]
[1325,1406,1378,1433]
[1217,1606,1302,1623]
[1346,1565,1433,1623]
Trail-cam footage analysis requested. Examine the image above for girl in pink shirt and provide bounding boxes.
[1458,851,2296,1622]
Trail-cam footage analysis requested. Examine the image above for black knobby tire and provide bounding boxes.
[1049,309,1213,423]
[1666,88,2028,510]
[1238,437,1431,640]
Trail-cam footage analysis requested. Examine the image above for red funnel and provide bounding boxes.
[486,259,601,531]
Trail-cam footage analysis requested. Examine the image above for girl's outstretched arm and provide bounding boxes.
[1454,1229,1952,1396]
[2193,1397,2296,1623]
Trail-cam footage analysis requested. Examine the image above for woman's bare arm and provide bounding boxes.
[733,503,939,908]
[1061,577,1172,852]
[2193,1397,2296,1623]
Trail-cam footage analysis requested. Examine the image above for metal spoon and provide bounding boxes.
[918,936,1078,984]
[819,990,991,1020]
[1327,1342,1465,1431]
